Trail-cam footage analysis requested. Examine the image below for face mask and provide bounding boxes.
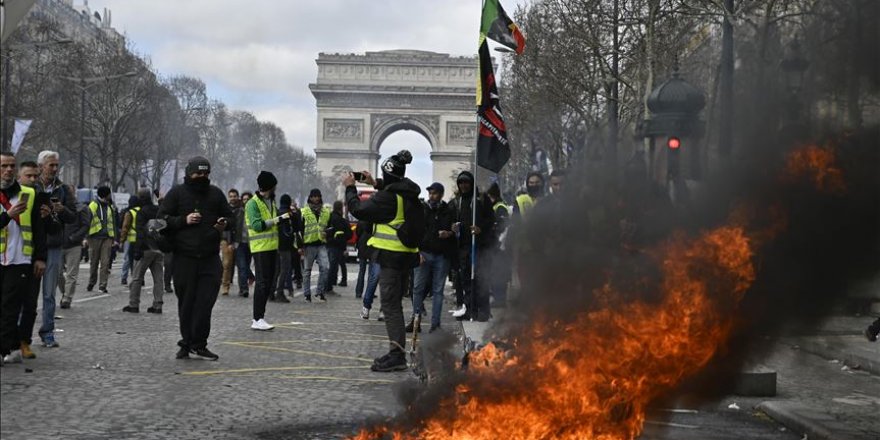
[186,176,210,190]
[527,185,542,197]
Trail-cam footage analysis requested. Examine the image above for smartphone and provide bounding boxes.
[19,193,30,204]
[352,171,365,182]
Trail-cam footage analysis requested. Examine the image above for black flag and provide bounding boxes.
[476,38,510,173]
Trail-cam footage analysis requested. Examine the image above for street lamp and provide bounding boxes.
[60,71,139,188]
[1,38,73,151]
[779,38,810,130]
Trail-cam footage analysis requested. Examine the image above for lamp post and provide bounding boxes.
[779,38,810,137]
[0,38,72,151]
[60,71,138,187]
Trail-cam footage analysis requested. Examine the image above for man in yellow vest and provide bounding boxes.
[86,186,117,294]
[344,150,425,372]
[118,194,141,285]
[246,171,286,331]
[1,152,48,364]
[299,188,331,303]
[512,171,544,221]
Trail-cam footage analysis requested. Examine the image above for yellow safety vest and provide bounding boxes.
[89,201,116,238]
[126,207,140,243]
[515,194,536,219]
[493,201,509,216]
[302,206,330,245]
[367,194,418,254]
[0,186,36,256]
[247,196,279,253]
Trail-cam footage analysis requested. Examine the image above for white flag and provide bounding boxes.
[10,118,33,154]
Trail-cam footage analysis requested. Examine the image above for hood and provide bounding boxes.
[384,178,421,199]
[457,170,475,182]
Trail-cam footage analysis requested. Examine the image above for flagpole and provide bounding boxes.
[470,115,478,322]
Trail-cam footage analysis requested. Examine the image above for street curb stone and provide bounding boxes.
[757,401,865,440]
[793,338,879,376]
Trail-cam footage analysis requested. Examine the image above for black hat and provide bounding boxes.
[185,156,211,175]
[456,170,474,183]
[425,182,445,194]
[279,194,291,208]
[257,171,277,191]
[96,186,111,198]
[381,150,413,180]
[308,188,322,199]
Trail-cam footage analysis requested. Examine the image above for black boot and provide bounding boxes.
[276,291,290,303]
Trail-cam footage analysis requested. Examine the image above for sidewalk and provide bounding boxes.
[757,315,880,440]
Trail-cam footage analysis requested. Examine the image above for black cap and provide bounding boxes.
[425,182,445,194]
[308,188,322,199]
[279,194,291,208]
[185,156,211,175]
[96,186,111,198]
[381,150,413,180]
[257,171,277,191]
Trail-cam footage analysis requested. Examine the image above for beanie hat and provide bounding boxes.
[308,188,322,199]
[380,150,413,180]
[279,194,291,208]
[257,171,277,191]
[97,186,111,198]
[185,156,211,175]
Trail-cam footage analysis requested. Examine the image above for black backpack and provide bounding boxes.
[396,195,426,249]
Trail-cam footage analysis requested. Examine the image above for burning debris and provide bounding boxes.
[352,134,879,440]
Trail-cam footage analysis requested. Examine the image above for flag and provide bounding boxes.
[476,39,510,173]
[475,0,524,173]
[10,118,32,154]
[481,0,525,55]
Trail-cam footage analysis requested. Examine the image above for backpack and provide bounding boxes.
[146,219,174,252]
[396,195,426,249]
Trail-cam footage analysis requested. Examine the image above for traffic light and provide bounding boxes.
[667,136,681,150]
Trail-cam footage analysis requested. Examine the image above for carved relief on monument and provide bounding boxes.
[447,122,477,145]
[323,119,363,142]
[371,114,440,139]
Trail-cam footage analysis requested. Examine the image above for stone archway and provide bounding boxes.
[310,50,478,192]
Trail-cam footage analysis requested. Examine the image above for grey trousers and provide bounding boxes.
[128,250,164,309]
[88,237,113,289]
[302,245,329,297]
[60,246,82,302]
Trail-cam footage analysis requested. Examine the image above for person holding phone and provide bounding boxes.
[1,152,48,364]
[245,171,284,330]
[158,156,233,361]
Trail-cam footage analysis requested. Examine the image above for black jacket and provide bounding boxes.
[345,178,425,269]
[420,200,455,256]
[62,205,90,249]
[450,193,495,249]
[158,179,233,258]
[355,220,373,258]
[35,179,77,249]
[327,211,352,250]
[0,182,48,263]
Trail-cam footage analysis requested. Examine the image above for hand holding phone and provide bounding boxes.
[352,171,365,182]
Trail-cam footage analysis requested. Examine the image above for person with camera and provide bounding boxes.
[158,156,232,360]
[123,189,164,314]
[344,150,425,372]
[246,171,285,330]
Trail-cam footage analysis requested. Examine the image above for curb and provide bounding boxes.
[757,401,861,440]
[793,338,880,376]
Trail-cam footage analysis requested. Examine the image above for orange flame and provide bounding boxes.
[353,226,755,440]
[784,144,846,194]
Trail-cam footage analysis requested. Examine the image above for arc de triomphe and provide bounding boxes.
[309,50,478,191]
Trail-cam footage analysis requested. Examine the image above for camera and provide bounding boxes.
[352,171,365,182]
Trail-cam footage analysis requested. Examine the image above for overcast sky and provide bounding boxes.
[83,0,528,191]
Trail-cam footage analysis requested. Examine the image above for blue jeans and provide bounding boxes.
[234,244,254,292]
[121,241,133,280]
[361,261,380,310]
[355,257,370,297]
[39,248,63,339]
[303,245,329,297]
[411,251,449,328]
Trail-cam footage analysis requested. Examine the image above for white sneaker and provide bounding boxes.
[451,304,468,318]
[3,350,23,364]
[361,306,370,320]
[251,319,275,331]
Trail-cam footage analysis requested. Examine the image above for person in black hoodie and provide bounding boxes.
[344,150,425,372]
[158,156,232,361]
[406,182,454,333]
[123,189,164,314]
[325,200,352,293]
[59,193,90,308]
[272,193,295,303]
[449,170,495,321]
